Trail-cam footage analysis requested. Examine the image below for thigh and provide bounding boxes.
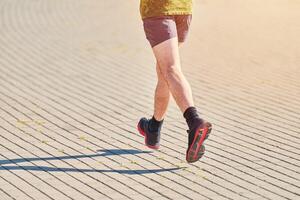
[143,16,178,48]
[175,15,192,43]
[152,37,182,75]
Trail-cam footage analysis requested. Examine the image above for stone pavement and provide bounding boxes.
[0,0,300,199]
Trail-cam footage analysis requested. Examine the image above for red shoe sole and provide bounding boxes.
[186,122,212,163]
[137,122,159,150]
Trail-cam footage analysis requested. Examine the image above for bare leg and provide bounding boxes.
[153,62,170,121]
[152,37,194,113]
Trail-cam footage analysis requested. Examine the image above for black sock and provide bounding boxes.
[183,107,203,132]
[148,116,163,132]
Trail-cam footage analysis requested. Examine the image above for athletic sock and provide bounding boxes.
[183,107,203,132]
[148,116,163,132]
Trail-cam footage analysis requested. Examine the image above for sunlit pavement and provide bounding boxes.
[0,1,300,199]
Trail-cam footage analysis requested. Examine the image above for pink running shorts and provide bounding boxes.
[142,15,192,48]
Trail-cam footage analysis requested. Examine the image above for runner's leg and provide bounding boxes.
[152,37,194,113]
[153,62,170,121]
[153,42,184,120]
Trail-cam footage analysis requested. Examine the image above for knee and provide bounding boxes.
[160,64,182,81]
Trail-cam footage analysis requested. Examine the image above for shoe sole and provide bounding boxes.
[137,122,159,150]
[186,122,212,163]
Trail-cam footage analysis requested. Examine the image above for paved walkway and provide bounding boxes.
[0,0,300,199]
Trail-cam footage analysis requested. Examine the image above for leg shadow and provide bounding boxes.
[0,149,183,175]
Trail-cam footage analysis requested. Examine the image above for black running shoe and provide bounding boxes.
[186,121,212,163]
[137,117,161,150]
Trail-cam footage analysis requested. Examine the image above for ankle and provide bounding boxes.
[183,107,203,131]
[153,115,164,122]
[148,116,164,132]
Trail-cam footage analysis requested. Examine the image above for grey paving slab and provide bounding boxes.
[0,0,300,199]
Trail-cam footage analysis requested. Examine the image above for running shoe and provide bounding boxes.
[137,117,161,150]
[186,121,212,163]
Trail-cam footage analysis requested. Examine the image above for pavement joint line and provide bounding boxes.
[0,176,34,200]
[0,153,56,200]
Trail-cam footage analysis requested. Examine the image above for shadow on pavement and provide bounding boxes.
[0,149,183,174]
